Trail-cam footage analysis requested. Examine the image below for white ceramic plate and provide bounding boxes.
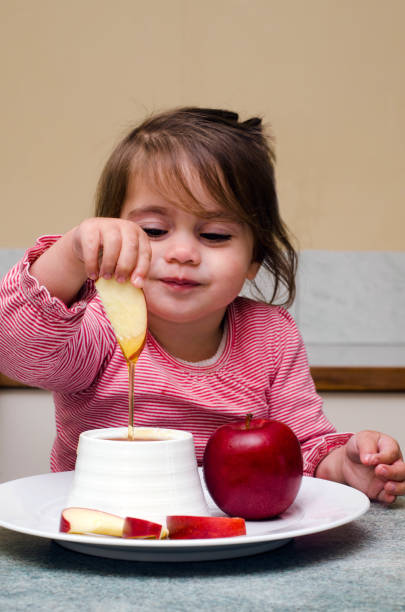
[0,471,369,562]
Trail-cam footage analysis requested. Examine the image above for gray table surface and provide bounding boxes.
[0,497,404,612]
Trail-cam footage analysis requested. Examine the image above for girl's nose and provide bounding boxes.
[164,235,201,265]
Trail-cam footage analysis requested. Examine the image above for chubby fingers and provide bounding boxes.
[127,227,152,288]
[74,220,103,280]
[359,431,405,503]
[76,218,152,285]
[111,222,151,287]
[375,458,405,500]
[354,430,402,467]
[98,224,123,280]
[98,220,143,282]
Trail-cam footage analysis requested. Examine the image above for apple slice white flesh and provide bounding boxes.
[166,515,246,539]
[95,278,147,362]
[123,516,168,539]
[60,508,125,537]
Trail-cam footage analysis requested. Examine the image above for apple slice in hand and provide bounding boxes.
[166,515,246,539]
[95,278,147,362]
[60,508,125,537]
[123,517,168,539]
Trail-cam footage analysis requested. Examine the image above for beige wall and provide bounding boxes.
[1,0,404,250]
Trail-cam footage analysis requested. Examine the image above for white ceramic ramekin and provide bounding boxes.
[66,427,209,522]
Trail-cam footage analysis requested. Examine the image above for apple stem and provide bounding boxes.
[245,413,253,429]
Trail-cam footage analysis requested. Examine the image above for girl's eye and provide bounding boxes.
[200,232,232,242]
[142,228,167,238]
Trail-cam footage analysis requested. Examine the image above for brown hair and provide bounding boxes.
[95,107,297,306]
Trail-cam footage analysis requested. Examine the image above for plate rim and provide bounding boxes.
[0,471,370,551]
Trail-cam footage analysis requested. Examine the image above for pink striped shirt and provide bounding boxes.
[0,235,352,475]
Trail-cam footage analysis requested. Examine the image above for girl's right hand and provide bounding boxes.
[72,218,152,288]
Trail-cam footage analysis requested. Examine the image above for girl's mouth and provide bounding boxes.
[160,277,201,290]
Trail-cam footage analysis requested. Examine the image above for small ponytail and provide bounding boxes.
[242,117,262,129]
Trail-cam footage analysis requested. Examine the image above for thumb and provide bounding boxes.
[354,430,399,466]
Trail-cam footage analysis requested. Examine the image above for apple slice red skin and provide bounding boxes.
[203,418,303,520]
[60,513,72,534]
[122,516,165,539]
[166,515,246,539]
[59,507,124,536]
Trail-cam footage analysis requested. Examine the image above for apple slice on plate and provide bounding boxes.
[166,515,246,539]
[60,508,125,537]
[95,278,147,362]
[123,516,168,539]
[60,508,167,539]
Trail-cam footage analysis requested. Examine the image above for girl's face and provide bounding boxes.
[120,173,259,333]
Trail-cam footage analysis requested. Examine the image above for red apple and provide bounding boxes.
[203,415,303,519]
[60,507,124,536]
[123,516,168,539]
[166,515,246,539]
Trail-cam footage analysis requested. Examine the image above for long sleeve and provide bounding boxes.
[268,307,352,476]
[0,235,112,392]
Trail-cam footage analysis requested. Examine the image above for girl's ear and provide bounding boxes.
[246,260,261,281]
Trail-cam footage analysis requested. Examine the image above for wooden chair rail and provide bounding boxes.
[310,367,405,392]
[0,373,30,388]
[1,368,405,392]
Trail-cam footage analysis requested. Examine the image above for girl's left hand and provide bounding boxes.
[342,431,405,503]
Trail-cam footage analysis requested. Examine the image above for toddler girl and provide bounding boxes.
[0,107,403,503]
